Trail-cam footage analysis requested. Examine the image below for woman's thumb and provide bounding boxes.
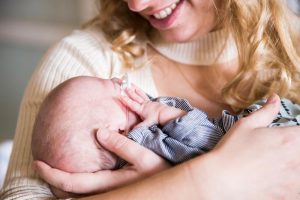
[243,94,280,128]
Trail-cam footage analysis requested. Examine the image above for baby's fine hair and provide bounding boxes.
[31,77,118,173]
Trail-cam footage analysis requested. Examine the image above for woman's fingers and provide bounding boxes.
[34,161,86,193]
[49,186,84,199]
[240,94,280,129]
[97,129,171,175]
[34,160,138,194]
[34,129,170,194]
[96,129,159,168]
[33,161,74,192]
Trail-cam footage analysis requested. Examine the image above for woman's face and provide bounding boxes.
[124,0,220,42]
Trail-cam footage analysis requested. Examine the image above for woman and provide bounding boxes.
[1,0,300,199]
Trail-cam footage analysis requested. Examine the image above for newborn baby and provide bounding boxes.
[31,76,188,173]
[32,76,300,173]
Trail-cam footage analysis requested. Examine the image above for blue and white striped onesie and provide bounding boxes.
[122,96,300,165]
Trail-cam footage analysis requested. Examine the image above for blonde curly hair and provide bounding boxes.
[86,0,300,110]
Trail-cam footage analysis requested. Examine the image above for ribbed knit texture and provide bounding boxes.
[1,21,299,199]
[0,28,157,199]
[0,26,243,199]
[149,29,238,65]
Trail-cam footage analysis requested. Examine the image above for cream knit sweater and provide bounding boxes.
[1,24,235,198]
[0,28,158,199]
[1,22,298,199]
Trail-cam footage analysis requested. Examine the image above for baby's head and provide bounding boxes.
[32,76,140,173]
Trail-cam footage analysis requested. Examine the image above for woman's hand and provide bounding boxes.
[33,129,171,196]
[33,94,300,199]
[203,94,300,199]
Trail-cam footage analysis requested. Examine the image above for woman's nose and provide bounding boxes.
[126,0,151,12]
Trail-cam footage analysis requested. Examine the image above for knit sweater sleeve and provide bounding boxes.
[0,28,123,199]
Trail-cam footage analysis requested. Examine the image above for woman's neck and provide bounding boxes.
[148,29,238,66]
[147,29,240,117]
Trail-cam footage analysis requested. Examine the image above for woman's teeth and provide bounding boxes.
[153,0,180,20]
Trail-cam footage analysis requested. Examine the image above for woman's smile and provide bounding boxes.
[126,0,219,42]
[148,0,184,30]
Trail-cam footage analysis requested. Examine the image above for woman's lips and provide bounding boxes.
[148,0,184,30]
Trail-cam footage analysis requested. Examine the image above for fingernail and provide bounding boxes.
[267,94,278,104]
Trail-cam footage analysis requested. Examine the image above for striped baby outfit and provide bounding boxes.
[123,97,300,165]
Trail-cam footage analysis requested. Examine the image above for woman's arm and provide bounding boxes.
[82,155,212,200]
[34,128,171,195]
[34,95,300,199]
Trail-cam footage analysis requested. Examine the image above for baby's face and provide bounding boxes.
[96,78,140,134]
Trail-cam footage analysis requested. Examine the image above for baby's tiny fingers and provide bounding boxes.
[134,86,149,101]
[127,83,149,101]
[120,95,143,114]
[125,87,145,104]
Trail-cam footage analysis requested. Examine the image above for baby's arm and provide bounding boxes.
[120,85,186,127]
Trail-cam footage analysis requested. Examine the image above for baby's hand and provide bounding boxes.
[120,84,186,127]
[120,84,164,127]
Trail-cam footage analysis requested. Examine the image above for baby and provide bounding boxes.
[31,76,300,173]
[32,76,188,173]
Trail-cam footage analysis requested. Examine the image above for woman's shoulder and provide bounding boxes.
[36,27,123,79]
[24,27,124,102]
[59,27,112,52]
[49,27,120,68]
